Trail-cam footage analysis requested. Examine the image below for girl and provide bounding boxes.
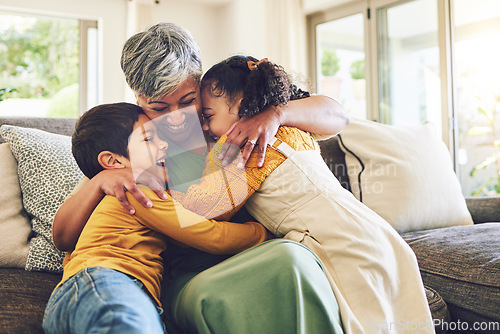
[175,55,434,333]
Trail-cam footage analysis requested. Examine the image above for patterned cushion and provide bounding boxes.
[0,125,82,272]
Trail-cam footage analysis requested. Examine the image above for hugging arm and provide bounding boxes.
[171,140,258,222]
[52,169,167,252]
[129,191,268,254]
[220,95,349,167]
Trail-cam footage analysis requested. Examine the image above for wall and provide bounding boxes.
[208,0,307,80]
[147,0,222,72]
[140,0,268,71]
[303,0,352,14]
[0,0,128,104]
[214,0,268,59]
[146,0,353,82]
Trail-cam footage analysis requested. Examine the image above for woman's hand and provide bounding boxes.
[53,168,167,251]
[219,105,282,168]
[218,95,349,168]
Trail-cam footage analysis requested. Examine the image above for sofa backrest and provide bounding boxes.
[0,117,76,144]
[0,117,350,190]
[318,137,351,192]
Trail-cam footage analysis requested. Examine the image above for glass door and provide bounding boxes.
[452,0,500,196]
[310,2,370,120]
[308,0,500,197]
[375,0,442,130]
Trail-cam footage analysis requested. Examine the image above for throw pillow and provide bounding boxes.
[338,118,473,233]
[0,143,31,267]
[0,125,83,272]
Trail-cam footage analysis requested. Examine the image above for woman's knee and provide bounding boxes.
[259,239,324,273]
[174,240,342,334]
[179,240,324,294]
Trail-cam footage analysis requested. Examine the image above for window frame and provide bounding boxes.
[307,0,375,121]
[307,0,454,146]
[79,19,99,116]
[307,0,500,196]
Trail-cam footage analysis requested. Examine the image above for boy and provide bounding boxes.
[42,102,267,334]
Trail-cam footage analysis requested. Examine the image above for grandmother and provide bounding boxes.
[53,22,348,333]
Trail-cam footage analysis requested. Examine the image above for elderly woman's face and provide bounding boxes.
[136,77,202,145]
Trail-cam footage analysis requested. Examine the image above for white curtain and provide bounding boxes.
[266,0,307,80]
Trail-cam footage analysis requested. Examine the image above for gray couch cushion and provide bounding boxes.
[0,268,62,333]
[425,286,450,334]
[465,196,500,224]
[402,223,500,333]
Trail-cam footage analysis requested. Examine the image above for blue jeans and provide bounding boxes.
[43,267,164,334]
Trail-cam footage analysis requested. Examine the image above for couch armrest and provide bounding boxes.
[465,196,500,224]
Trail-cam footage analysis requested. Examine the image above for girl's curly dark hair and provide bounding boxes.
[201,55,310,118]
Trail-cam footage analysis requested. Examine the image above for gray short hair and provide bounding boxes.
[121,22,202,99]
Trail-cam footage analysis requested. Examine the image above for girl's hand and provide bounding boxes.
[95,168,168,214]
[219,105,282,168]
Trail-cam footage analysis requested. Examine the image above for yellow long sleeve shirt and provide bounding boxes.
[59,189,267,306]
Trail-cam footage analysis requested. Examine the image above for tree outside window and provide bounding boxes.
[0,12,79,118]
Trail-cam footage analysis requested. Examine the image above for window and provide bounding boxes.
[308,0,500,197]
[315,13,367,119]
[377,0,441,128]
[452,0,500,196]
[0,11,99,118]
[310,1,369,120]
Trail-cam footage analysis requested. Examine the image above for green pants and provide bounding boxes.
[162,239,343,334]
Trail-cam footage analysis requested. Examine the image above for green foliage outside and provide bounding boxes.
[321,49,340,77]
[46,84,79,118]
[0,14,79,117]
[350,59,365,80]
[0,88,16,101]
[469,93,500,196]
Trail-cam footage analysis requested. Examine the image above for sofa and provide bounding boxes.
[0,116,498,334]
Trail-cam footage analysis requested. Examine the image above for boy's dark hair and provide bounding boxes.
[201,55,310,118]
[72,102,144,179]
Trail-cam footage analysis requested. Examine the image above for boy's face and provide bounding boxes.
[200,87,240,141]
[125,114,169,184]
[136,77,202,146]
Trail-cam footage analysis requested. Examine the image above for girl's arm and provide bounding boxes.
[53,168,167,252]
[130,190,268,255]
[220,95,349,167]
[170,139,257,221]
[171,133,287,222]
